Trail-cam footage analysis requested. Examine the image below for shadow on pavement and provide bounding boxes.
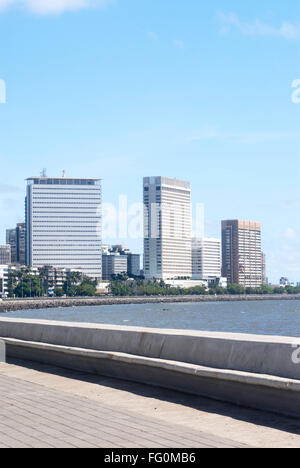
[6,357,300,437]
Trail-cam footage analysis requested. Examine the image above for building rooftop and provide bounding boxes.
[26,176,101,186]
[26,177,101,181]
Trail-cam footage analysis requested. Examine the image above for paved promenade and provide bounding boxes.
[0,359,300,448]
[0,363,246,448]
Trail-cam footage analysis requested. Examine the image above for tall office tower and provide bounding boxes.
[221,220,262,288]
[0,245,11,265]
[26,175,102,279]
[17,223,26,265]
[6,229,17,263]
[127,253,141,277]
[261,252,267,285]
[192,237,221,279]
[143,177,192,280]
[6,223,26,265]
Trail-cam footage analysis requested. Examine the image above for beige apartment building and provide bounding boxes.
[222,220,262,288]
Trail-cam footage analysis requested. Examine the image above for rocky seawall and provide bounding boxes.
[0,294,300,313]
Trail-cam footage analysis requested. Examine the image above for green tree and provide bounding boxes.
[54,288,64,297]
[227,284,246,295]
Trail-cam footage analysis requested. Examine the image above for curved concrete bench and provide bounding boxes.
[1,318,300,417]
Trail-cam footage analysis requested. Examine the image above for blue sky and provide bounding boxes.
[0,0,299,283]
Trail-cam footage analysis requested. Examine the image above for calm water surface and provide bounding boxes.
[2,300,300,337]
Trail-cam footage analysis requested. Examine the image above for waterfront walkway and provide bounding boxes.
[0,360,299,448]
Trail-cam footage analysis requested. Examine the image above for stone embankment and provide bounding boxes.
[0,294,299,313]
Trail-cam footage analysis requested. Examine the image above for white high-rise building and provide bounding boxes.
[143,177,192,280]
[192,238,221,279]
[26,175,102,279]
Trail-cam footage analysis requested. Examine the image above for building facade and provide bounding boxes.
[0,245,11,265]
[6,229,16,263]
[143,177,192,280]
[40,265,68,292]
[261,252,267,285]
[0,265,8,297]
[102,253,128,281]
[192,237,221,280]
[280,277,290,287]
[127,253,141,277]
[6,223,26,265]
[26,176,102,279]
[221,220,262,288]
[102,245,141,280]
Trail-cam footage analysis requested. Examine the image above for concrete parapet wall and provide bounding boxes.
[0,318,299,379]
[1,318,300,417]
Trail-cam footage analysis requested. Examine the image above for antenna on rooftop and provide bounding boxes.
[62,170,66,178]
[41,168,47,178]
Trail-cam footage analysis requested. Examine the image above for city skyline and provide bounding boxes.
[0,0,299,283]
[1,170,299,285]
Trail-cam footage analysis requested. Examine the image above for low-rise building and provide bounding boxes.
[280,277,290,287]
[96,282,110,295]
[39,266,68,292]
[0,265,8,297]
[102,253,128,281]
[102,245,141,280]
[165,279,208,290]
[207,277,228,289]
[6,265,70,296]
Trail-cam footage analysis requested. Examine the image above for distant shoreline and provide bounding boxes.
[1,294,300,313]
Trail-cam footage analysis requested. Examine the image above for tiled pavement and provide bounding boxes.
[0,374,247,448]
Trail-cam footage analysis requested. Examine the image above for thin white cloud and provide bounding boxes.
[280,200,300,208]
[0,0,15,9]
[187,127,300,144]
[0,183,22,193]
[0,0,112,15]
[148,32,159,42]
[282,228,298,240]
[217,11,300,40]
[174,39,185,50]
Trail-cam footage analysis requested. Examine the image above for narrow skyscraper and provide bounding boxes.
[143,177,192,280]
[6,223,26,265]
[261,252,267,285]
[221,220,262,288]
[26,175,102,279]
